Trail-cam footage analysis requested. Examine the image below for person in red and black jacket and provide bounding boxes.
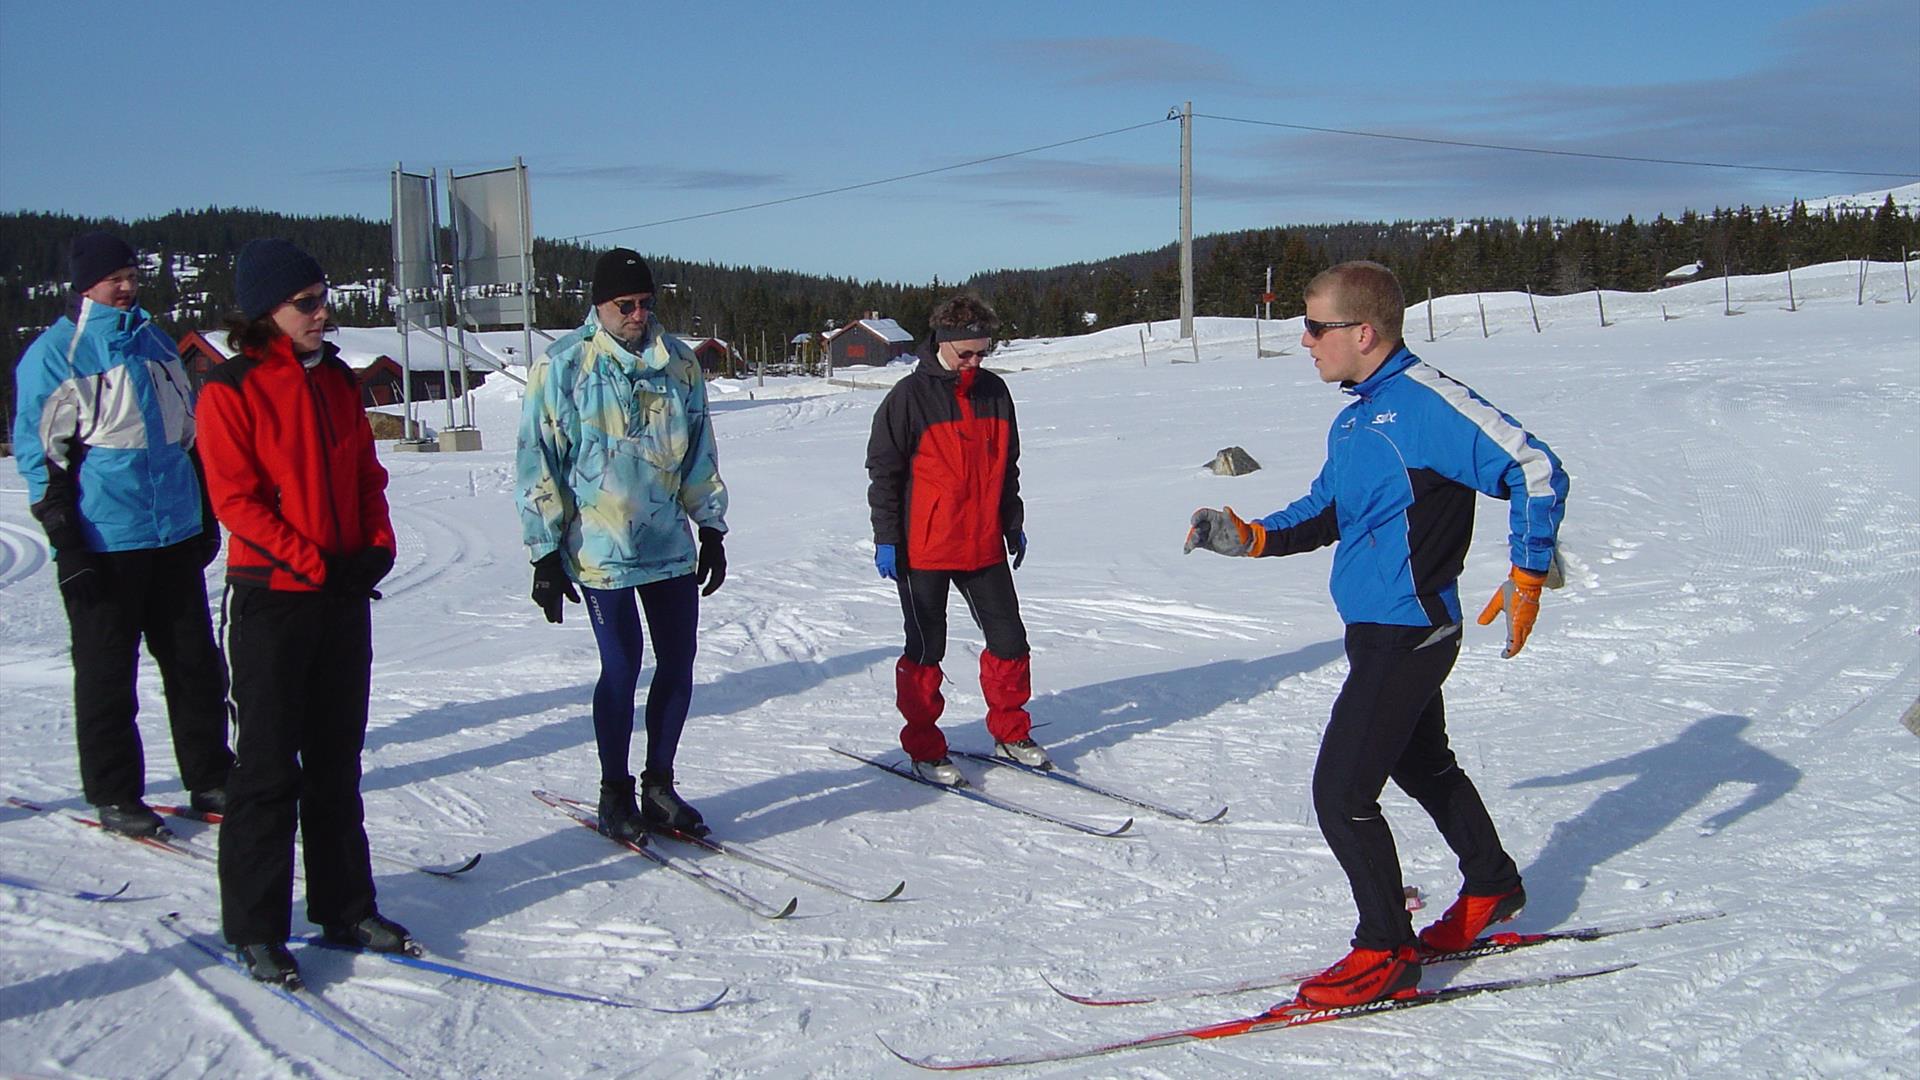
[865,294,1049,785]
[194,238,412,987]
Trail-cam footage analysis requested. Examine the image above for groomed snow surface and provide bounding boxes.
[3,260,1917,1078]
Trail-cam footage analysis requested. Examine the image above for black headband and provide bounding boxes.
[934,322,994,342]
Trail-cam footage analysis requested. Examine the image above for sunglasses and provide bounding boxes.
[950,346,994,361]
[613,295,656,316]
[1302,317,1363,339]
[286,290,329,316]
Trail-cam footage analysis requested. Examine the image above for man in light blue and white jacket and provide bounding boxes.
[515,248,728,843]
[11,232,232,836]
[1185,260,1568,1011]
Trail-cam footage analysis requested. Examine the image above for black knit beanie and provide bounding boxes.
[591,248,655,304]
[235,238,326,321]
[69,232,138,294]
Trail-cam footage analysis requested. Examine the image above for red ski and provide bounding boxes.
[1042,910,1721,1006]
[884,963,1634,1070]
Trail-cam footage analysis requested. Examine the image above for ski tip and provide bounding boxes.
[869,881,908,903]
[876,1035,954,1071]
[427,853,483,877]
[1039,972,1116,1006]
[654,984,731,1014]
[1106,817,1136,837]
[769,897,800,919]
[1196,805,1229,824]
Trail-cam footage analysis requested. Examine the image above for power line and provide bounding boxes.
[560,117,1178,242]
[1194,112,1920,180]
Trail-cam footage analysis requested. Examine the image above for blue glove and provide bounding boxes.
[1006,531,1027,570]
[875,543,897,581]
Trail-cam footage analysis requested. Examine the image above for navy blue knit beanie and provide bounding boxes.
[69,232,138,293]
[235,238,325,321]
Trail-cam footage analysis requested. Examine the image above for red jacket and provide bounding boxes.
[866,347,1023,571]
[196,337,393,591]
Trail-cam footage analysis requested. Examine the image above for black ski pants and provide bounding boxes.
[61,537,232,806]
[898,560,1029,666]
[218,587,377,946]
[1313,622,1521,950]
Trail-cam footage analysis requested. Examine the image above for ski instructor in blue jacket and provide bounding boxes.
[1185,261,1567,1012]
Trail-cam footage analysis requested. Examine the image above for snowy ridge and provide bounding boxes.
[1,258,1916,1076]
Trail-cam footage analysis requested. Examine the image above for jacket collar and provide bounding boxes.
[586,309,669,374]
[67,295,150,336]
[1344,343,1418,398]
[914,339,959,382]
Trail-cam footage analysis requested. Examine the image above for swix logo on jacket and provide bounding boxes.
[196,337,394,591]
[11,299,203,553]
[867,346,1024,572]
[1259,346,1567,626]
[515,312,728,590]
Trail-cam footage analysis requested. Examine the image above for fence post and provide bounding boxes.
[1139,328,1148,367]
[1905,249,1913,303]
[1787,264,1796,312]
[1426,287,1436,342]
[1724,273,1732,316]
[1477,294,1488,338]
[1526,285,1541,333]
[1595,288,1607,327]
[1858,258,1867,305]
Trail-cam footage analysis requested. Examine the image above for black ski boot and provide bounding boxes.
[596,775,648,844]
[95,801,167,838]
[323,912,419,955]
[188,788,226,816]
[237,943,302,988]
[640,770,708,836]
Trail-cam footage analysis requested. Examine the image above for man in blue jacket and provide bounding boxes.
[11,233,232,836]
[1186,261,1567,1010]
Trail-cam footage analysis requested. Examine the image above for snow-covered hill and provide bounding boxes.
[2,260,1916,1078]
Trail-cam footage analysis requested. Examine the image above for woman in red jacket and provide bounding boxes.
[195,238,410,987]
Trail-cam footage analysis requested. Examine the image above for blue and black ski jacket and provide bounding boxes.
[1257,345,1568,627]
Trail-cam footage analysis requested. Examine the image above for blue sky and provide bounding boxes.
[2,0,1914,282]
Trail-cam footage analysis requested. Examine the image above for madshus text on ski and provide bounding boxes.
[10,239,1634,1071]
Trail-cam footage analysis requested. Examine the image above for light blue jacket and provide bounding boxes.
[515,311,727,590]
[11,299,204,553]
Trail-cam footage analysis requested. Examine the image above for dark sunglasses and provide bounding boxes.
[951,346,994,361]
[613,295,656,316]
[1302,317,1363,339]
[285,290,329,315]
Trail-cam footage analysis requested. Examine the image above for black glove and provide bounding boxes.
[531,551,580,623]
[194,524,222,569]
[695,527,727,597]
[323,547,393,599]
[54,548,106,605]
[351,547,395,590]
[1006,530,1027,570]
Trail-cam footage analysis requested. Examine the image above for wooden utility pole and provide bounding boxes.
[1177,101,1194,340]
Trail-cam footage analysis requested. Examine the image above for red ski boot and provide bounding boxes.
[1417,884,1527,956]
[1290,944,1421,1008]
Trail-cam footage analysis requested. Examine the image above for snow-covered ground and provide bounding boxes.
[2,260,1917,1078]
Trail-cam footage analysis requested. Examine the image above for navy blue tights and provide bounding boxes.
[583,574,699,783]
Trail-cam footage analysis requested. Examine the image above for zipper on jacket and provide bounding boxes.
[307,360,350,554]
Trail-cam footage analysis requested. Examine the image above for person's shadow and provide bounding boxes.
[1511,713,1799,929]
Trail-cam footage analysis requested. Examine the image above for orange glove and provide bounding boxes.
[1476,566,1550,658]
[1184,506,1267,557]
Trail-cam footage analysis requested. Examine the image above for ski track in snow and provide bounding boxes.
[2,262,1917,1078]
